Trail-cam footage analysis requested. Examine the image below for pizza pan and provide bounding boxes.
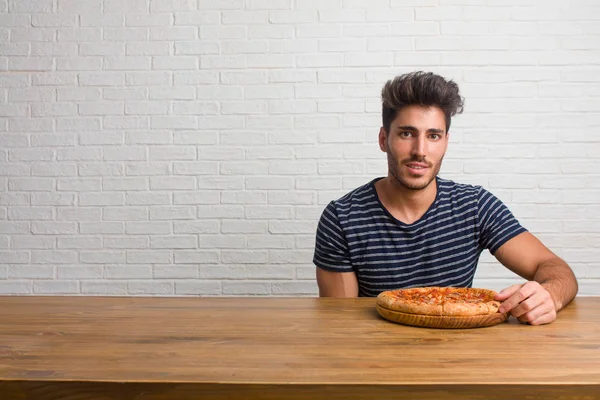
[376,304,509,329]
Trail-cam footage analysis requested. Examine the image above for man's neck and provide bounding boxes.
[374,176,438,225]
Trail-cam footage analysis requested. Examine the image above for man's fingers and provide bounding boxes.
[497,281,541,313]
[518,307,557,325]
[525,309,557,326]
[498,285,532,313]
[494,281,558,325]
[506,283,557,325]
[494,284,522,301]
[511,292,553,321]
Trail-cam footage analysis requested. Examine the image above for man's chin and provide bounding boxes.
[394,175,435,191]
[404,182,431,191]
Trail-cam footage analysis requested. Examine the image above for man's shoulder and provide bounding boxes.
[329,178,379,208]
[437,177,485,202]
[319,178,381,224]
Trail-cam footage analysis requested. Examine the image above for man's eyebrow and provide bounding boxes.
[396,125,418,131]
[427,128,445,134]
[396,125,445,134]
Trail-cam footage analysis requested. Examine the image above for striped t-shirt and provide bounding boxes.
[313,177,527,297]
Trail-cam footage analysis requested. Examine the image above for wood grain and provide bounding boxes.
[3,382,600,400]
[1,296,599,400]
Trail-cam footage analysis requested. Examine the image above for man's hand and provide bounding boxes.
[495,281,557,325]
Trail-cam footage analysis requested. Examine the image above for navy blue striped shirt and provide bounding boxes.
[313,177,527,297]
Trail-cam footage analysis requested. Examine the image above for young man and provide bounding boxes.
[313,71,578,325]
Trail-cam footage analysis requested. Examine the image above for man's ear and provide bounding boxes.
[378,127,387,152]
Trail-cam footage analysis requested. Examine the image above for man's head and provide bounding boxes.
[381,71,464,134]
[379,71,464,191]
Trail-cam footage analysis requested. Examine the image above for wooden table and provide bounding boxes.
[0,296,599,400]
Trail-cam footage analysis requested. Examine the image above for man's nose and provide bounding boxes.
[411,136,426,158]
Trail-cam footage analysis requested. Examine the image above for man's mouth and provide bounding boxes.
[406,162,429,169]
[405,161,430,175]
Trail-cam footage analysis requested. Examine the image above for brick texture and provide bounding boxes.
[0,0,598,296]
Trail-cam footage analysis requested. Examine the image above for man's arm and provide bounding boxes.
[493,232,578,325]
[316,268,359,297]
[313,201,358,297]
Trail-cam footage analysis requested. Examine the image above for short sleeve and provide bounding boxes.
[313,201,354,273]
[477,188,528,255]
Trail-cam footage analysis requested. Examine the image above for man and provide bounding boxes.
[313,71,578,325]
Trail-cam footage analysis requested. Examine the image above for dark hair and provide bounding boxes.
[381,71,464,133]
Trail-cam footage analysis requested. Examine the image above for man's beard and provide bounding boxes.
[386,151,443,191]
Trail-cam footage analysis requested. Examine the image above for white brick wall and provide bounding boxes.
[0,1,599,296]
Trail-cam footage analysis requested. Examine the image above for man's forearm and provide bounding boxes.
[534,257,578,311]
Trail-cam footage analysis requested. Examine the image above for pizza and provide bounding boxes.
[376,286,509,328]
[377,286,501,316]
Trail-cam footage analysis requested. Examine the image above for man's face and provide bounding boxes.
[378,105,449,191]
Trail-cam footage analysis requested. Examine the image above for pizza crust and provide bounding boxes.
[376,287,443,316]
[442,301,491,316]
[487,300,501,313]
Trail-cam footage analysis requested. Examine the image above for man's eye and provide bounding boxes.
[430,134,440,140]
[400,131,412,138]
